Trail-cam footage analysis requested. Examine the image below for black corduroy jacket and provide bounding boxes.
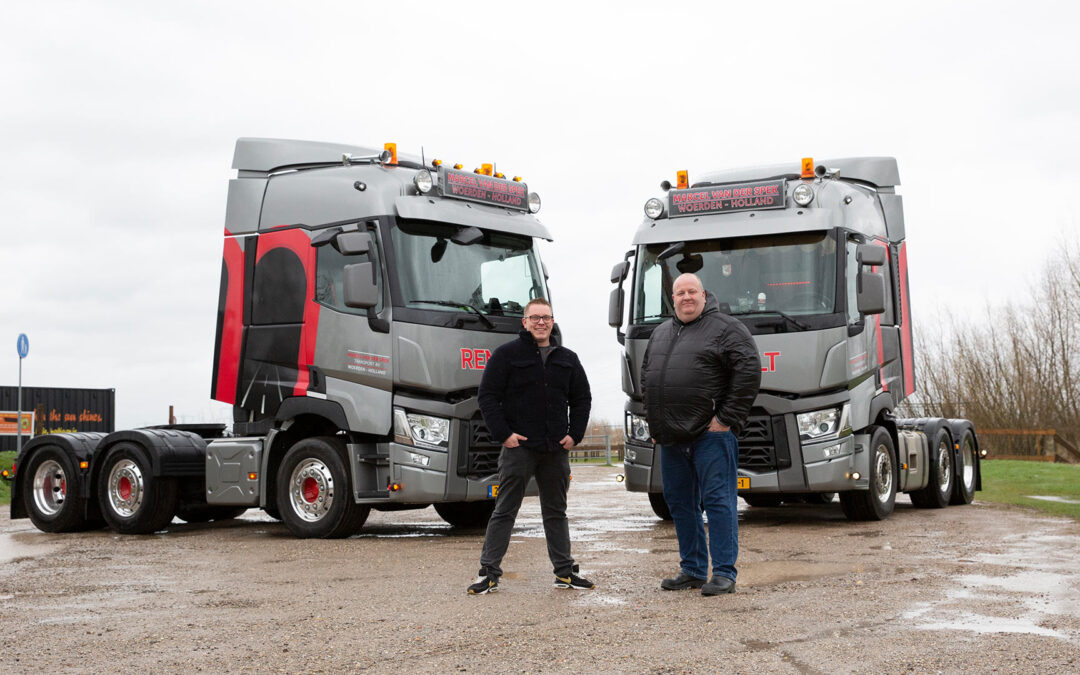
[478,330,592,451]
[642,295,761,444]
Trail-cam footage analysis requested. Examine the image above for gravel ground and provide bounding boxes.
[2,463,1080,673]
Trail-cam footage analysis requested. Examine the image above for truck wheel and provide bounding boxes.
[276,436,370,538]
[434,501,496,528]
[950,430,977,505]
[742,494,783,508]
[22,448,86,533]
[839,426,897,521]
[910,428,953,508]
[176,504,249,523]
[97,443,179,534]
[648,492,673,520]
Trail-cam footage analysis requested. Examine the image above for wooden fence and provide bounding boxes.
[979,429,1080,464]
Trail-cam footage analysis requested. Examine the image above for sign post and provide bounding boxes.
[16,333,29,455]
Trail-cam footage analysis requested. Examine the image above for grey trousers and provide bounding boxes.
[479,446,574,578]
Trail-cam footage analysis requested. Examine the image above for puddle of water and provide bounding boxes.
[1027,495,1080,505]
[0,533,61,565]
[903,526,1080,643]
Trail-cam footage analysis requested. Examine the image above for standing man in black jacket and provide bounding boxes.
[642,273,761,596]
[467,298,594,595]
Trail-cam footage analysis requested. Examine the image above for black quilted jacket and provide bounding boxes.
[642,295,761,444]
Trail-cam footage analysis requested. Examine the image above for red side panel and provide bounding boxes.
[254,228,320,396]
[214,231,245,404]
[898,242,915,397]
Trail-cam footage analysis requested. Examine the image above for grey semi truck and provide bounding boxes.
[609,157,984,521]
[10,138,551,538]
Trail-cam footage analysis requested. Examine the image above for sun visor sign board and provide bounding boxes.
[0,411,34,437]
[668,179,787,218]
[438,167,529,211]
[0,386,115,452]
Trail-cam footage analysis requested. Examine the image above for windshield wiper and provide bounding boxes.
[410,299,495,330]
[729,309,813,331]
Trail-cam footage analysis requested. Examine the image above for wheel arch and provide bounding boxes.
[12,432,106,520]
[262,407,349,510]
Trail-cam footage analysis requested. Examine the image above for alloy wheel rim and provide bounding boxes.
[289,459,334,522]
[33,459,67,516]
[107,459,144,517]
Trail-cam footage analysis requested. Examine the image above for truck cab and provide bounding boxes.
[610,157,981,521]
[11,139,554,538]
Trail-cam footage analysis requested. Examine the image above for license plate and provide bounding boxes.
[737,477,750,490]
[488,484,499,498]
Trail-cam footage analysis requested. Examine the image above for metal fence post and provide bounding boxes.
[604,432,612,466]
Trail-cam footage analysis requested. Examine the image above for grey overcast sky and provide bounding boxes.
[2,1,1078,429]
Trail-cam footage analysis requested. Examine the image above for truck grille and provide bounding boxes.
[463,417,502,479]
[736,413,790,471]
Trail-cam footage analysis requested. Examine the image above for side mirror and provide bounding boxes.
[343,262,378,308]
[608,287,625,328]
[610,261,630,284]
[856,244,887,267]
[334,231,372,256]
[857,270,885,315]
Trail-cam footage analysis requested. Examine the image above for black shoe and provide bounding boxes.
[467,573,499,595]
[554,572,595,590]
[661,572,706,591]
[701,576,736,596]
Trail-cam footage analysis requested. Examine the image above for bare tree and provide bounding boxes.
[905,238,1080,451]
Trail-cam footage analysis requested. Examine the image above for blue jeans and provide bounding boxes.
[660,431,739,581]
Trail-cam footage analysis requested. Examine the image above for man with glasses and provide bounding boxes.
[467,298,594,594]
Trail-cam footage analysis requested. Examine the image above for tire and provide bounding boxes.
[742,493,784,508]
[950,430,977,505]
[839,426,897,521]
[276,436,370,538]
[176,504,249,523]
[801,492,836,505]
[22,447,86,533]
[97,443,179,535]
[434,501,496,528]
[910,428,953,509]
[648,492,673,520]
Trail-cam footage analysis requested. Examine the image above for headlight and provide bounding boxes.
[644,198,665,219]
[797,407,841,440]
[625,412,651,442]
[528,192,541,213]
[393,407,449,450]
[413,170,433,194]
[792,183,815,206]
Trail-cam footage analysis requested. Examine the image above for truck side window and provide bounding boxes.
[315,238,384,315]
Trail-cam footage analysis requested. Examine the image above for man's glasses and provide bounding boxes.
[526,315,554,324]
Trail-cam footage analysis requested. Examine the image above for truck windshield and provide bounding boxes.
[390,219,548,317]
[633,231,838,325]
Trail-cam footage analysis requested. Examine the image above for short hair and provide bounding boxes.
[524,297,551,314]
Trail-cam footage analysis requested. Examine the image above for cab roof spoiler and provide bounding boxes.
[696,156,899,189]
[232,137,423,175]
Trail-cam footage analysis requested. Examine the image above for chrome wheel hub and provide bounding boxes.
[33,460,67,516]
[107,459,145,517]
[873,443,893,503]
[288,459,335,522]
[937,439,953,498]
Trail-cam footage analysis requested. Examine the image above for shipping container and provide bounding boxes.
[0,386,115,452]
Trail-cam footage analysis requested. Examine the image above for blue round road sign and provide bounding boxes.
[17,333,29,359]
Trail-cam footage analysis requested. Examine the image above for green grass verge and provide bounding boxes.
[0,451,14,506]
[978,459,1080,520]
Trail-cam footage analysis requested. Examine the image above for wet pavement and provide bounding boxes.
[2,463,1080,673]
